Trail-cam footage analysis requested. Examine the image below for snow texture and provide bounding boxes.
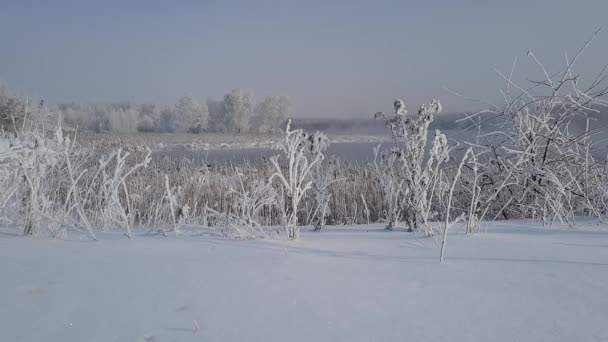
[1,221,608,342]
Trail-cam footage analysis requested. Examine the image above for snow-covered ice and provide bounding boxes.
[1,222,608,342]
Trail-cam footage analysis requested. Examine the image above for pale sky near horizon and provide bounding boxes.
[1,0,607,117]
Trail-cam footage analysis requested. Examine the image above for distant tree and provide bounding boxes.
[89,106,112,133]
[112,102,132,111]
[253,95,290,133]
[159,106,177,133]
[136,115,156,132]
[137,104,160,132]
[207,98,225,132]
[174,96,208,133]
[221,89,254,133]
[59,102,86,129]
[109,108,138,133]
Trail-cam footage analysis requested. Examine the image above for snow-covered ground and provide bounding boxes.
[1,222,608,342]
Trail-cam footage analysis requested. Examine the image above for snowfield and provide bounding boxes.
[1,222,608,342]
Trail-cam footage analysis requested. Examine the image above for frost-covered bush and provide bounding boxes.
[0,113,99,238]
[453,30,608,228]
[270,120,329,239]
[375,99,450,235]
[0,99,156,239]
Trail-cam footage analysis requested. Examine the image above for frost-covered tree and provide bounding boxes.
[174,96,208,133]
[253,95,290,133]
[221,89,254,133]
[58,102,138,133]
[59,102,86,129]
[137,104,160,132]
[206,98,225,132]
[159,106,177,133]
[108,108,139,133]
[90,106,112,133]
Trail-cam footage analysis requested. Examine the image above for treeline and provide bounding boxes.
[57,89,290,134]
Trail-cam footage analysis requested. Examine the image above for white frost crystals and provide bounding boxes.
[0,94,153,240]
[1,120,93,238]
[269,120,329,240]
[374,98,450,235]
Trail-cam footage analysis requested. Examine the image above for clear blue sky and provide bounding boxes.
[1,0,607,117]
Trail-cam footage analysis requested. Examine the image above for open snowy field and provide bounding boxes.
[1,222,608,342]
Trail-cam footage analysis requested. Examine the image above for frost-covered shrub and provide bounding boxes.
[453,31,608,228]
[0,115,99,238]
[375,99,450,235]
[270,120,328,239]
